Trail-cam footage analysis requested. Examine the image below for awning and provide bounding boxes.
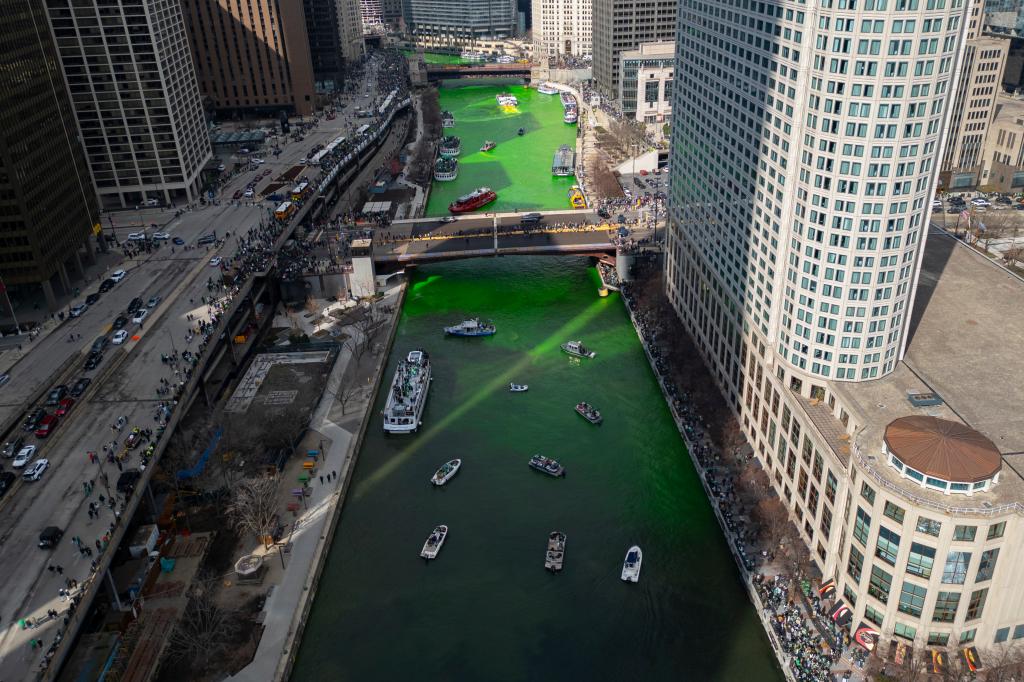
[829,601,852,626]
[854,623,880,651]
[932,650,948,674]
[960,646,983,672]
[818,578,837,599]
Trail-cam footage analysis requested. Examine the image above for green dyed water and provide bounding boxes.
[291,257,781,682]
[426,84,579,216]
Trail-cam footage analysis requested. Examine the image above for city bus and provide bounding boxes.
[355,124,370,136]
[274,201,296,221]
[291,182,311,202]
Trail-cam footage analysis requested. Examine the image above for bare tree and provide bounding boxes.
[166,580,241,670]
[753,496,791,551]
[973,211,1014,251]
[979,644,1024,682]
[1002,245,1024,269]
[226,474,281,548]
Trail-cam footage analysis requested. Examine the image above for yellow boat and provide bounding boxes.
[568,186,586,209]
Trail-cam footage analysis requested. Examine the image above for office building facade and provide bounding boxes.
[404,0,517,47]
[182,0,317,117]
[665,0,1024,656]
[304,0,346,92]
[591,0,676,100]
[619,41,673,122]
[339,0,367,61]
[0,0,99,307]
[532,0,592,57]
[45,0,210,210]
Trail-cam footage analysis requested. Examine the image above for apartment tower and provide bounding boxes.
[0,0,100,308]
[181,0,317,117]
[44,0,210,209]
[591,0,677,100]
[532,0,592,57]
[668,0,1024,656]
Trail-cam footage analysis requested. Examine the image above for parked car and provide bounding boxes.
[99,279,115,293]
[91,336,109,354]
[69,377,91,397]
[54,397,75,417]
[112,316,128,330]
[197,234,217,245]
[34,415,59,438]
[144,198,159,206]
[152,232,171,240]
[12,445,36,467]
[23,459,49,481]
[209,257,223,267]
[127,297,143,314]
[38,526,63,549]
[232,190,243,200]
[45,385,68,406]
[0,373,10,387]
[173,237,185,245]
[69,303,88,318]
[110,269,127,283]
[112,330,129,345]
[243,189,254,198]
[132,309,149,324]
[85,293,100,305]
[126,232,146,241]
[1,436,24,458]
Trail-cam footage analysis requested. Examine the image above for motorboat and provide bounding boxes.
[431,459,461,486]
[420,524,448,559]
[560,340,595,358]
[382,350,432,433]
[529,454,565,477]
[568,186,586,209]
[545,531,566,572]
[444,318,495,336]
[509,383,529,392]
[621,545,642,582]
[480,140,496,152]
[575,401,603,425]
[496,54,514,64]
[449,187,497,213]
[496,93,518,106]
[537,83,558,95]
[517,127,525,136]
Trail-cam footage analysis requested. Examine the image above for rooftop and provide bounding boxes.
[832,228,1024,511]
[883,416,1001,483]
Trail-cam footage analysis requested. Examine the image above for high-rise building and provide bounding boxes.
[532,0,591,57]
[591,0,676,100]
[45,0,210,210]
[978,92,1024,189]
[666,0,1024,654]
[941,0,1009,188]
[339,0,367,60]
[619,42,674,122]
[304,0,346,92]
[404,0,517,47]
[0,0,100,308]
[985,0,1024,35]
[181,0,317,117]
[361,0,385,30]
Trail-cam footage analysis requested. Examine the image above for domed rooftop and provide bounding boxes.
[884,416,1001,483]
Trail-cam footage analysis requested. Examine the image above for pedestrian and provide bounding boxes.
[331,470,336,480]
[319,475,324,484]
[47,565,55,574]
[95,539,101,551]
[56,565,63,575]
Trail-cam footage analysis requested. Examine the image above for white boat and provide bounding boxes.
[383,350,432,433]
[537,83,558,95]
[509,383,529,392]
[621,545,642,582]
[444,318,495,336]
[545,531,566,572]
[420,524,448,559]
[496,55,514,64]
[431,459,461,486]
[560,340,595,359]
[496,93,518,106]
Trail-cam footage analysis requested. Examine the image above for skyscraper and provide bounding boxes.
[338,0,367,61]
[404,0,517,47]
[0,0,99,308]
[532,0,592,57]
[45,0,210,210]
[591,0,677,100]
[666,0,1024,652]
[304,0,346,92]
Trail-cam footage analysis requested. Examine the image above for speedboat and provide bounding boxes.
[444,318,495,336]
[431,459,461,486]
[509,383,529,392]
[545,531,566,572]
[529,454,565,477]
[481,140,496,152]
[621,545,642,582]
[561,340,595,358]
[420,524,448,559]
[575,401,602,425]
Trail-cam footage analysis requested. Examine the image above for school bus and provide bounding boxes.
[274,201,296,221]
[291,182,311,202]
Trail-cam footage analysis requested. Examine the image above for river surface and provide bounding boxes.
[292,257,781,681]
[425,84,579,216]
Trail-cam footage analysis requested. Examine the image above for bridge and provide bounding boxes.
[425,63,533,80]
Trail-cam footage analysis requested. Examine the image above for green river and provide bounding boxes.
[425,84,579,216]
[292,257,781,681]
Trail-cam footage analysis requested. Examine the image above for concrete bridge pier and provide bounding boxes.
[616,248,637,282]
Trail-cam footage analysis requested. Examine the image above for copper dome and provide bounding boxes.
[885,416,1001,483]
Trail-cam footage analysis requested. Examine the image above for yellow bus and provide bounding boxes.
[274,201,296,221]
[291,182,311,202]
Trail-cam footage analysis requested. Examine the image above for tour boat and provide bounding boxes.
[460,51,485,61]
[563,108,579,124]
[383,350,432,433]
[517,127,525,136]
[560,340,595,358]
[545,531,566,572]
[433,157,458,182]
[529,454,565,477]
[560,92,577,108]
[509,383,529,392]
[568,186,586,209]
[420,525,448,559]
[431,459,461,486]
[441,110,455,128]
[439,135,461,158]
[538,83,558,95]
[496,93,518,106]
[480,140,496,152]
[449,187,497,213]
[575,401,603,425]
[621,545,642,582]
[552,145,576,176]
[496,54,514,64]
[444,318,496,336]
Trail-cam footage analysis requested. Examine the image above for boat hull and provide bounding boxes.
[431,459,461,486]
[420,526,448,559]
[445,329,496,337]
[560,345,595,359]
[449,190,497,213]
[621,546,642,582]
[383,352,432,434]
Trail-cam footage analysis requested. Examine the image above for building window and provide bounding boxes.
[644,80,659,103]
[987,522,1005,540]
[876,526,901,565]
[1013,624,1024,640]
[905,542,935,579]
[915,517,941,537]
[932,592,961,623]
[868,565,893,604]
[942,551,971,584]
[966,588,988,621]
[894,622,917,641]
[976,548,999,582]
[898,581,927,617]
[847,545,865,583]
[864,604,885,627]
[861,481,876,504]
[953,525,977,542]
[825,472,837,504]
[854,507,871,546]
[960,629,976,644]
[883,501,905,523]
[844,583,858,606]
[995,627,1010,644]
[928,632,951,646]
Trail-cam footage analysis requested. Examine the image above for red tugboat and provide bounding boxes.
[449,187,497,213]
